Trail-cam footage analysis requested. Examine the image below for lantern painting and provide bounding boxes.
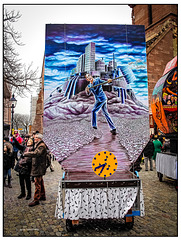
[43,24,150,165]
[151,58,177,134]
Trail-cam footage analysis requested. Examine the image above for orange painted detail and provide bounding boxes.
[162,105,177,112]
[72,220,79,225]
[126,216,133,223]
[151,100,169,134]
[126,209,133,222]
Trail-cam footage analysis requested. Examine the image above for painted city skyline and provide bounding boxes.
[44,24,148,106]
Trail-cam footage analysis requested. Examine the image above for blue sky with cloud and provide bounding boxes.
[44,24,148,106]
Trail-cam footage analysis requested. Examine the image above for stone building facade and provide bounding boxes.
[31,59,44,134]
[30,96,38,126]
[129,4,177,113]
[3,81,11,136]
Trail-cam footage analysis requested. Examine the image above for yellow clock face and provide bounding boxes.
[92,151,118,178]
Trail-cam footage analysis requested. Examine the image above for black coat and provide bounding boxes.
[143,140,155,157]
[4,152,13,170]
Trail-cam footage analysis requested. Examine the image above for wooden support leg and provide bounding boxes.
[125,209,134,229]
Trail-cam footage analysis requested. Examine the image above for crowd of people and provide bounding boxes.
[3,130,55,207]
[130,134,170,173]
[143,134,170,171]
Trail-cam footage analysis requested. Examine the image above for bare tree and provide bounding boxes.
[13,113,22,130]
[13,113,31,133]
[3,9,39,96]
[20,114,31,134]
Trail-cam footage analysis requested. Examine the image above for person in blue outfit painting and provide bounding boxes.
[85,73,116,135]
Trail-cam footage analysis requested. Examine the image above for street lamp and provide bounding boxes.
[9,94,17,135]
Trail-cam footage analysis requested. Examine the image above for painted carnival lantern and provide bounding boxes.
[151,56,177,134]
[44,24,150,167]
[44,24,148,226]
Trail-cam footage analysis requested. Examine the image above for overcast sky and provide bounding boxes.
[4,4,132,114]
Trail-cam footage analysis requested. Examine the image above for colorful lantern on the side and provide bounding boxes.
[151,56,177,134]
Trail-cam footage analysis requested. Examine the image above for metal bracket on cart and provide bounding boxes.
[61,178,140,189]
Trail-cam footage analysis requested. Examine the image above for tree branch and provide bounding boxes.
[3,8,39,96]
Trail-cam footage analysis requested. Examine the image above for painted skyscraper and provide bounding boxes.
[76,54,85,73]
[95,59,106,72]
[85,42,95,72]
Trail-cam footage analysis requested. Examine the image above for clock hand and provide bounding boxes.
[94,163,107,174]
[99,163,106,174]
[94,163,106,171]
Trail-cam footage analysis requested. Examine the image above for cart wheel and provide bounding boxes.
[125,216,134,230]
[66,219,74,232]
[158,172,163,182]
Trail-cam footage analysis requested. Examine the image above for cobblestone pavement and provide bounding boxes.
[4,160,177,237]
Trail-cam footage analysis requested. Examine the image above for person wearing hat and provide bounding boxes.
[11,130,24,162]
[23,133,47,207]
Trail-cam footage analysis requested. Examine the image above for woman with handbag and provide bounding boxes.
[17,138,34,200]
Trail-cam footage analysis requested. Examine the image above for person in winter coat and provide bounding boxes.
[11,131,24,162]
[22,134,30,147]
[4,136,14,166]
[4,137,14,156]
[14,130,23,143]
[152,135,163,161]
[17,138,34,200]
[143,138,155,171]
[3,142,14,188]
[23,133,47,207]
